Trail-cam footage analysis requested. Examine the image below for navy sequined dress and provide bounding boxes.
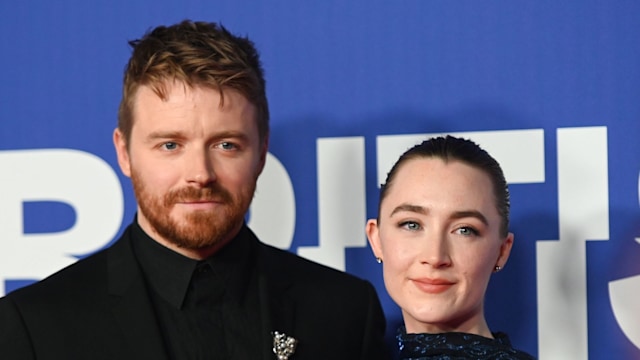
[397,327,535,360]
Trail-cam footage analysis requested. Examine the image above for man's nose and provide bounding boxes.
[185,149,216,186]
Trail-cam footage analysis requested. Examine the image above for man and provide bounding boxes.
[0,20,388,359]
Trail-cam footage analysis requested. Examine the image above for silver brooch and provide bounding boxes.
[272,331,298,360]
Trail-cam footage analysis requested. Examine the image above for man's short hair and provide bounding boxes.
[117,20,269,145]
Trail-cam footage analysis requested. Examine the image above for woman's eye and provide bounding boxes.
[400,221,421,231]
[457,226,479,236]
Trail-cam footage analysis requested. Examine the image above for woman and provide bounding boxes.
[366,136,534,359]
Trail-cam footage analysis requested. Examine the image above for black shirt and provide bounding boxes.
[131,221,263,359]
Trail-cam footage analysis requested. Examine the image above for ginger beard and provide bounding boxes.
[131,167,257,250]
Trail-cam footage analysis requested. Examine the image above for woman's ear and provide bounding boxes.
[366,219,383,261]
[496,232,514,268]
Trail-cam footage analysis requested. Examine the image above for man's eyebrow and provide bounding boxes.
[209,130,250,142]
[144,130,250,142]
[145,130,185,140]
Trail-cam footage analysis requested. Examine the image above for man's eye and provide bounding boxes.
[162,142,178,150]
[218,142,236,150]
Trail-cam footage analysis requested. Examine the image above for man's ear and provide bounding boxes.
[113,128,132,178]
[257,136,269,176]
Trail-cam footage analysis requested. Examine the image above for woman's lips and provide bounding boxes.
[411,278,455,294]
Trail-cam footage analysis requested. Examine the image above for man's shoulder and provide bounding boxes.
[256,240,389,358]
[5,227,138,304]
[257,241,372,289]
[4,246,110,304]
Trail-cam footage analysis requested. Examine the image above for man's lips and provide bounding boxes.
[175,197,225,204]
[175,199,223,209]
[411,277,455,294]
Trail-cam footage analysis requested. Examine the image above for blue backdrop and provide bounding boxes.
[1,1,639,359]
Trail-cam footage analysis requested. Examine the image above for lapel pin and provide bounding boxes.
[272,331,298,360]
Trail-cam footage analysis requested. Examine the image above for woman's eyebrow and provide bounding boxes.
[390,203,428,217]
[450,210,489,226]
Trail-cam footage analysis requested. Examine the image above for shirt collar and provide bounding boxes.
[131,218,253,309]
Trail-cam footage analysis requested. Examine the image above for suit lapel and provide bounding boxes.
[253,237,297,360]
[103,224,300,360]
[107,229,168,360]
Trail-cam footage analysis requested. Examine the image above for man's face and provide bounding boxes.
[114,81,267,258]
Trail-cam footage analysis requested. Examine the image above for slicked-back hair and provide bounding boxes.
[378,135,511,237]
[117,20,269,145]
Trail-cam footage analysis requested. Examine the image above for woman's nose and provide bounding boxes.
[419,233,452,268]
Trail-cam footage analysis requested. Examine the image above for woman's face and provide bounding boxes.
[366,157,513,335]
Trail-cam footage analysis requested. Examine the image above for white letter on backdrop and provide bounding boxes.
[536,127,609,359]
[0,149,124,296]
[298,137,367,271]
[249,152,296,250]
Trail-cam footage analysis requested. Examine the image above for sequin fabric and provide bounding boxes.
[397,327,536,360]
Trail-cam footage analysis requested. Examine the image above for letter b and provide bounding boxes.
[0,149,124,295]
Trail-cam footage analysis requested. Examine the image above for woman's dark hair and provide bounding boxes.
[379,135,510,236]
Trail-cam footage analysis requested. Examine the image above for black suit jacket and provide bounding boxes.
[0,224,389,359]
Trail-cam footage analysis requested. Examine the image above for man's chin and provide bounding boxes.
[165,226,218,246]
[171,220,240,245]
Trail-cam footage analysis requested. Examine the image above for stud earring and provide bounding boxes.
[376,257,382,264]
[494,265,502,272]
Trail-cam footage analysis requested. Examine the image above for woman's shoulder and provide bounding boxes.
[397,328,536,360]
